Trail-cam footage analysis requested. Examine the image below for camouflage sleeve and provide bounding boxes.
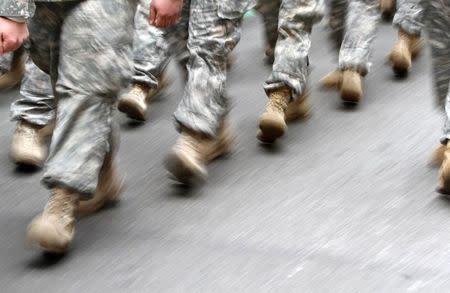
[0,0,35,19]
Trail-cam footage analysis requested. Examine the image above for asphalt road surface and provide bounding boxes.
[0,14,448,293]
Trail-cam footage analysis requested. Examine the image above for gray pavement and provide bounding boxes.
[0,15,449,292]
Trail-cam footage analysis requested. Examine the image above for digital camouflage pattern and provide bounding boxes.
[25,0,137,197]
[264,0,324,99]
[393,0,424,36]
[11,60,55,126]
[173,0,254,137]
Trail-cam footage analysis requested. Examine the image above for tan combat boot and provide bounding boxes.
[165,122,233,185]
[0,51,26,89]
[389,29,423,76]
[10,121,53,168]
[27,187,80,253]
[258,87,290,143]
[320,70,342,89]
[118,76,169,121]
[380,0,396,19]
[439,143,450,194]
[431,144,446,167]
[340,70,363,103]
[285,91,311,122]
[258,90,311,143]
[77,155,123,216]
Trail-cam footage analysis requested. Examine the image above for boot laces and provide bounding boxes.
[45,190,77,226]
[268,92,289,113]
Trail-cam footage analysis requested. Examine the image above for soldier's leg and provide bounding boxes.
[166,1,244,185]
[258,0,324,143]
[118,0,189,121]
[425,0,450,190]
[389,0,424,75]
[335,0,379,103]
[10,60,55,167]
[256,0,282,64]
[0,48,26,89]
[27,0,137,254]
[328,0,349,50]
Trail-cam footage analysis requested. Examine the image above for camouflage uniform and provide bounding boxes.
[421,0,450,141]
[327,0,348,48]
[255,0,281,57]
[1,0,137,197]
[393,0,424,36]
[172,0,255,137]
[10,60,55,126]
[0,53,13,74]
[133,0,190,89]
[339,0,379,76]
[263,0,324,99]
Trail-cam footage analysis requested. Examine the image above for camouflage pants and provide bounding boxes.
[393,0,424,36]
[10,60,55,126]
[173,0,243,137]
[29,0,136,197]
[133,0,190,88]
[421,0,450,141]
[339,0,379,75]
[264,0,324,99]
[0,52,13,74]
[255,0,281,54]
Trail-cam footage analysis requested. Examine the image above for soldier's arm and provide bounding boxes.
[150,0,183,28]
[0,0,34,55]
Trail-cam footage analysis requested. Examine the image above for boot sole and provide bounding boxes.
[10,152,44,168]
[118,99,147,121]
[165,151,207,185]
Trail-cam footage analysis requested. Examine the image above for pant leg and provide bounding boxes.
[30,0,137,197]
[393,0,424,36]
[173,0,243,137]
[424,0,450,110]
[0,53,13,74]
[264,0,324,99]
[256,0,282,53]
[10,60,55,126]
[423,0,450,142]
[339,0,379,75]
[133,0,190,88]
[328,0,349,49]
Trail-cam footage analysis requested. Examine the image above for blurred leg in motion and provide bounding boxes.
[166,1,254,185]
[255,0,281,64]
[321,0,379,104]
[257,0,324,144]
[389,0,424,76]
[380,0,396,19]
[26,0,137,254]
[10,60,55,168]
[327,0,348,50]
[421,0,450,192]
[118,0,189,122]
[0,47,26,90]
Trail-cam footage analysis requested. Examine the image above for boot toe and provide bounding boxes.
[165,150,207,185]
[27,216,72,254]
[118,97,147,121]
[259,112,287,140]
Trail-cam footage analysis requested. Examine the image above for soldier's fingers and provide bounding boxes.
[0,34,4,55]
[149,6,157,25]
[2,38,20,53]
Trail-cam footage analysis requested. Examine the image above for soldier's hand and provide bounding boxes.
[149,0,183,28]
[0,17,28,55]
